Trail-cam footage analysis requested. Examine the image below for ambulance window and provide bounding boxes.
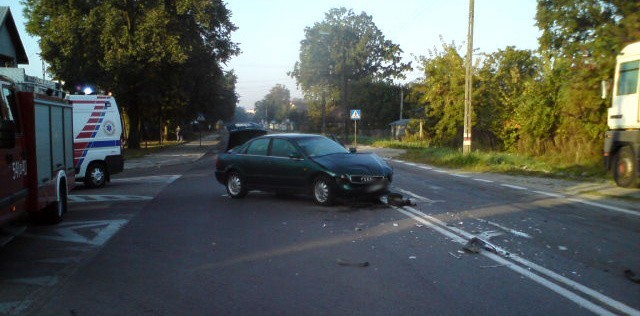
[617,60,639,95]
[2,86,20,132]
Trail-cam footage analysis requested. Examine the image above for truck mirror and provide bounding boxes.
[601,80,609,99]
[0,120,16,149]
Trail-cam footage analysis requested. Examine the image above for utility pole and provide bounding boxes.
[341,48,348,140]
[321,90,326,134]
[463,0,475,154]
[400,87,404,120]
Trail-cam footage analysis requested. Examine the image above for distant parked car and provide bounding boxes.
[215,133,393,205]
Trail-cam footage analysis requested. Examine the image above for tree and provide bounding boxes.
[536,0,640,161]
[475,47,539,150]
[22,0,239,148]
[409,42,465,146]
[254,84,291,123]
[291,7,411,136]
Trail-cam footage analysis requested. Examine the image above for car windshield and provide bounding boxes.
[296,136,349,157]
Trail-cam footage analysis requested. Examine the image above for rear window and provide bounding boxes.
[246,138,270,156]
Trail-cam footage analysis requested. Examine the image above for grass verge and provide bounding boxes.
[124,140,184,159]
[372,140,606,181]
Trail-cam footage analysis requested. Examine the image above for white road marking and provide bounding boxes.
[533,191,565,198]
[0,301,32,315]
[406,162,418,166]
[451,174,470,178]
[418,166,432,170]
[394,160,405,163]
[500,184,527,190]
[112,174,181,183]
[68,195,153,203]
[23,219,129,246]
[567,198,640,217]
[474,178,494,183]
[432,169,447,173]
[394,205,635,316]
[8,276,58,286]
[474,217,532,239]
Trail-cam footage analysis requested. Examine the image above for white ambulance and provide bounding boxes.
[67,95,124,188]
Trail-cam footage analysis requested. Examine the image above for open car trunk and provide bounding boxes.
[223,123,268,151]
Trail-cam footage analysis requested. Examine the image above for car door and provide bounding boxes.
[268,138,309,189]
[242,138,271,186]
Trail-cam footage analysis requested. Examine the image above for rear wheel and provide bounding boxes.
[226,171,247,198]
[614,146,639,188]
[312,175,334,206]
[38,179,67,224]
[84,162,107,188]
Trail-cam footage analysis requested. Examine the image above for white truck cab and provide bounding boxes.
[604,41,640,187]
[67,95,124,188]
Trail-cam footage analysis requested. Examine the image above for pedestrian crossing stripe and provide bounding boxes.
[68,195,153,203]
[350,109,361,120]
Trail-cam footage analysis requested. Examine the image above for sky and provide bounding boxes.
[4,0,541,110]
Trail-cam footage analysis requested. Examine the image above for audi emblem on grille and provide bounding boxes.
[350,175,384,184]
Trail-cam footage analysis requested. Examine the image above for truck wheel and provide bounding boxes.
[613,146,639,188]
[85,162,107,188]
[38,179,67,224]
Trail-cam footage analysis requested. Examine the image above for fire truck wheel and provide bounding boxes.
[38,179,67,224]
[613,146,639,188]
[85,162,107,188]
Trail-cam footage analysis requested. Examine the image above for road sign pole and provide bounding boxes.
[354,120,357,148]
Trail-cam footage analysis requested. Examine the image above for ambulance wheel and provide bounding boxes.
[613,146,639,188]
[85,162,107,188]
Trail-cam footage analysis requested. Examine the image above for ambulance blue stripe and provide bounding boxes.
[89,140,122,148]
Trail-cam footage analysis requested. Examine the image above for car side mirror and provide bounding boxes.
[0,120,16,149]
[349,147,357,153]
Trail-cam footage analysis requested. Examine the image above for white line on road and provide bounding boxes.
[533,191,566,198]
[474,178,494,183]
[500,184,528,190]
[418,166,432,170]
[474,217,532,239]
[451,174,470,178]
[395,205,635,316]
[432,169,447,173]
[566,198,640,217]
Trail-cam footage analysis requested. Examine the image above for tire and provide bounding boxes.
[84,162,107,188]
[39,179,67,224]
[312,175,335,206]
[226,171,247,198]
[613,146,639,188]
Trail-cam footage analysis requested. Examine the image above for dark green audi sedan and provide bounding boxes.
[214,133,393,205]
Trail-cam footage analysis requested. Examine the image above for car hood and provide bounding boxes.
[311,153,392,175]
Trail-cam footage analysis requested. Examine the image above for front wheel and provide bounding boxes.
[312,175,335,206]
[613,146,639,188]
[84,162,107,188]
[226,171,247,198]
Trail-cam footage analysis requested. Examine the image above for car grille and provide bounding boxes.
[349,175,386,184]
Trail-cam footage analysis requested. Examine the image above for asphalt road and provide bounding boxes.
[1,143,639,315]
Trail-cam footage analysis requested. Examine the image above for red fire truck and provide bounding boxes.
[0,74,75,227]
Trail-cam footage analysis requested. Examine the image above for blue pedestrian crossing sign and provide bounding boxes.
[350,109,361,120]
